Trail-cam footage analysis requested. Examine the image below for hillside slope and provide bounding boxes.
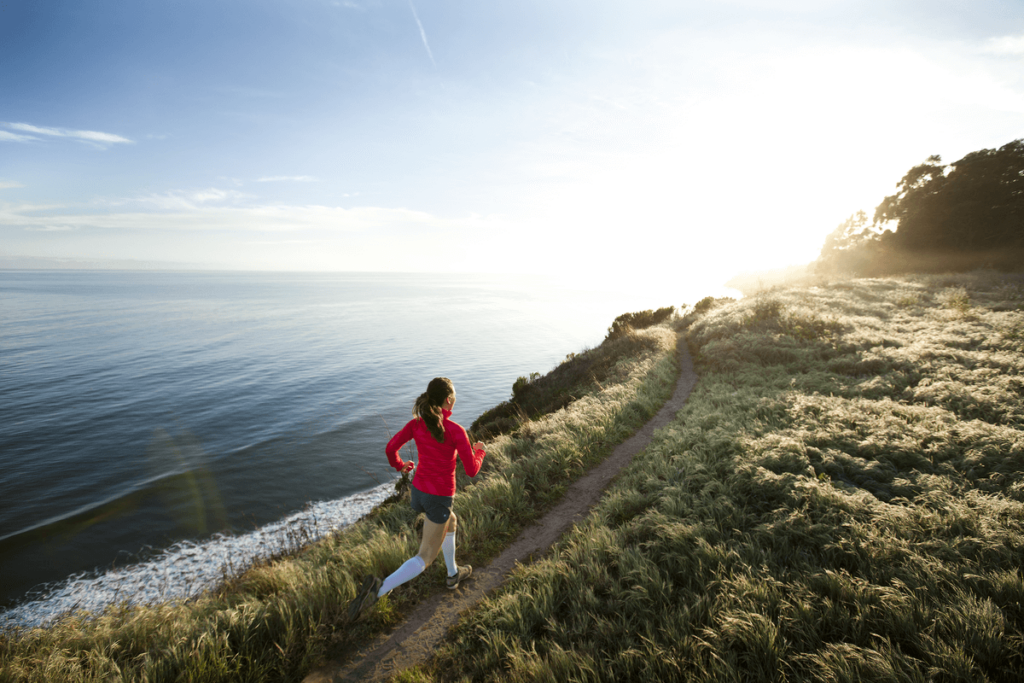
[426,271,1024,682]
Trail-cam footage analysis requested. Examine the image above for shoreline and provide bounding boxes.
[0,480,397,631]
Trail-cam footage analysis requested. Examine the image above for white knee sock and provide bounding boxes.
[442,531,457,576]
[377,555,426,597]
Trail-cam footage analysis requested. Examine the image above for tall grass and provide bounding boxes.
[0,324,680,682]
[471,326,673,440]
[420,271,1024,682]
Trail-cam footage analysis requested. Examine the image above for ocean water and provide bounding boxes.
[0,270,733,628]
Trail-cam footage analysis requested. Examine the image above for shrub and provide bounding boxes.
[606,307,676,340]
[511,372,541,401]
[692,296,717,315]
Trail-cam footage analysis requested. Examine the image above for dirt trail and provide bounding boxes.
[304,337,697,683]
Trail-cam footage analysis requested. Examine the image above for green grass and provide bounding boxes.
[0,320,680,683]
[417,271,1024,682]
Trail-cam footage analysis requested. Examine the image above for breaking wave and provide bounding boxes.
[0,482,394,631]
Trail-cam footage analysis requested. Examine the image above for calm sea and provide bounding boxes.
[0,270,733,627]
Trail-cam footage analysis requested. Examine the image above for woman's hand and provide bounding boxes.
[473,442,485,452]
[402,461,415,473]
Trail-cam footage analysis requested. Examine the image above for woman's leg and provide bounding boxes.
[416,512,454,565]
[440,512,458,576]
[376,514,451,598]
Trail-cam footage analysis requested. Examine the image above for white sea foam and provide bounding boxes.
[0,482,395,631]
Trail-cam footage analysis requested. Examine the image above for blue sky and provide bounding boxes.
[1,1,1022,281]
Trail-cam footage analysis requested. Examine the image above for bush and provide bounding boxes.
[606,307,676,341]
[692,296,717,315]
[511,372,541,401]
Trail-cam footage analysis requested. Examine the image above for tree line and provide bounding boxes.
[816,139,1024,276]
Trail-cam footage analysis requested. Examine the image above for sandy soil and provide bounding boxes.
[304,335,698,683]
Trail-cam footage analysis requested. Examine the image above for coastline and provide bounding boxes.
[0,481,398,631]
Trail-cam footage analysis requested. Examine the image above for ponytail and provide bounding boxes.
[413,377,453,443]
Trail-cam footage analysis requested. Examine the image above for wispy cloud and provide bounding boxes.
[0,181,24,189]
[0,130,38,143]
[5,122,132,146]
[408,1,436,66]
[190,189,245,203]
[983,35,1024,55]
[255,175,318,183]
[114,188,253,211]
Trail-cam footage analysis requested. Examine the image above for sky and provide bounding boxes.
[1,0,1022,284]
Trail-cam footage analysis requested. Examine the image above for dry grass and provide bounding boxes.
[417,270,1024,682]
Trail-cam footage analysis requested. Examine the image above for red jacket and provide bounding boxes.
[385,409,485,497]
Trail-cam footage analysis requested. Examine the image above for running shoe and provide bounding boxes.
[446,565,472,590]
[348,575,382,621]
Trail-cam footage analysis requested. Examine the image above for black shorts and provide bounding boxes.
[410,484,453,525]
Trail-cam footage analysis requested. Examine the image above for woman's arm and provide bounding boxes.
[385,419,417,473]
[453,425,486,477]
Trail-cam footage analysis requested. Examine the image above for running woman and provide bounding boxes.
[349,377,486,620]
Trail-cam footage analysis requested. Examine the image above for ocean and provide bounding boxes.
[0,270,733,628]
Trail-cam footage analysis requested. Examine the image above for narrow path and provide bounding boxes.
[304,337,698,683]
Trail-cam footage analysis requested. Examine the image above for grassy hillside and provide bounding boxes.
[0,317,680,682]
[414,271,1024,682]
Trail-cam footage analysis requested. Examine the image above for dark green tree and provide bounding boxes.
[871,154,947,249]
[816,139,1024,275]
[875,140,1024,253]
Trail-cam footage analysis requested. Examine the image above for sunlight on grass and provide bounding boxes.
[424,271,1024,682]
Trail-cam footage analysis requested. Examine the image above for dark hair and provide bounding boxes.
[414,377,453,443]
